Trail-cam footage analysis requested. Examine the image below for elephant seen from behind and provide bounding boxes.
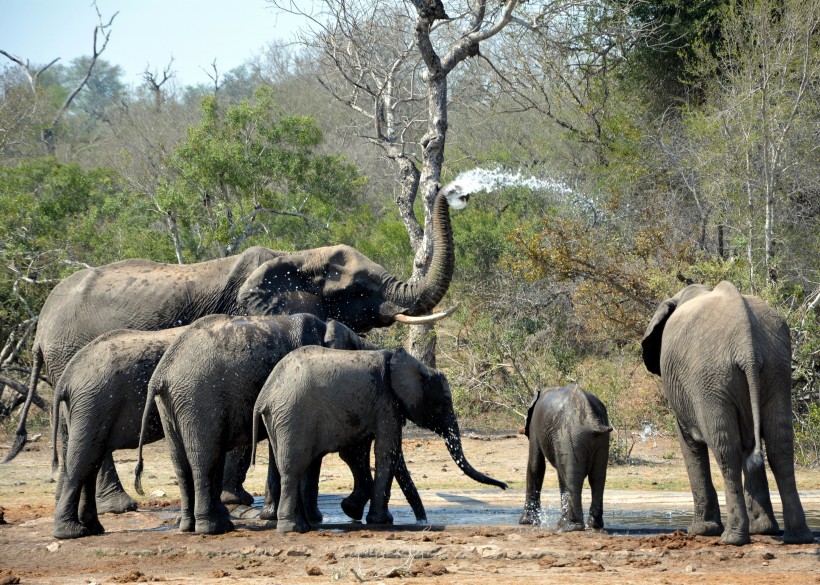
[642,280,813,545]
[518,384,611,531]
[251,345,508,533]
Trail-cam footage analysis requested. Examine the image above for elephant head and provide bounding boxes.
[641,283,713,376]
[388,349,507,490]
[236,181,469,333]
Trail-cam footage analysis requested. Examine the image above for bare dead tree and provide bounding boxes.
[0,2,117,154]
[143,58,175,112]
[272,0,548,363]
[204,59,224,94]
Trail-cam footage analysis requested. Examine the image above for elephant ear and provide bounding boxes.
[324,320,378,350]
[236,256,325,318]
[389,348,426,423]
[641,298,679,376]
[523,390,542,438]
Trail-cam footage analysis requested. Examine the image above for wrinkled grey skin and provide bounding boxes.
[6,183,467,515]
[642,281,813,545]
[518,384,611,531]
[133,314,416,535]
[50,327,186,539]
[251,346,508,534]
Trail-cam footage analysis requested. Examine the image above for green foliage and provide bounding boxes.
[162,86,367,259]
[794,403,820,467]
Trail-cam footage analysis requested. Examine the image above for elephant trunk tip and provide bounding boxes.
[134,460,145,496]
[2,432,26,463]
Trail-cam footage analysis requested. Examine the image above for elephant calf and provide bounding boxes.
[51,327,185,539]
[518,384,611,532]
[252,345,508,533]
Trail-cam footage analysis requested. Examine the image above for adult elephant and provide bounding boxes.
[641,281,813,545]
[5,182,469,514]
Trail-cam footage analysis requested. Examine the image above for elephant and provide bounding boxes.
[641,280,814,545]
[250,345,509,533]
[518,384,611,531]
[133,313,426,535]
[50,327,186,539]
[6,180,471,516]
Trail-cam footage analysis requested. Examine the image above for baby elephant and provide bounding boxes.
[519,384,611,531]
[252,346,508,533]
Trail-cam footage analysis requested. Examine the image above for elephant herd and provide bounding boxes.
[4,180,815,546]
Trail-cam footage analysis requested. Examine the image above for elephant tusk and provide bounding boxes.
[394,303,460,325]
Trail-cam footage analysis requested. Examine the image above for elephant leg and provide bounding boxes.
[53,454,93,539]
[587,447,608,531]
[192,449,234,535]
[365,429,398,526]
[162,427,196,532]
[764,422,814,544]
[94,454,138,514]
[676,422,723,537]
[260,442,280,521]
[300,457,324,524]
[743,464,779,535]
[394,449,427,524]
[708,425,750,545]
[275,449,311,534]
[220,445,254,506]
[556,464,585,532]
[339,442,372,521]
[79,471,105,536]
[519,440,545,526]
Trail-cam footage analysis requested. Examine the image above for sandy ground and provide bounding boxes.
[1,426,818,585]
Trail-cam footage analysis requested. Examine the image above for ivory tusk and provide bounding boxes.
[394,303,461,324]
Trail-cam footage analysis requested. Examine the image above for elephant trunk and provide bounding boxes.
[441,415,507,490]
[384,184,460,316]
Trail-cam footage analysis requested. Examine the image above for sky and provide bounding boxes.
[0,0,310,88]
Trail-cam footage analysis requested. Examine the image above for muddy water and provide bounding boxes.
[230,492,820,536]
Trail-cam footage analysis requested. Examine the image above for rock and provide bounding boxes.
[149,489,166,498]
[46,542,60,552]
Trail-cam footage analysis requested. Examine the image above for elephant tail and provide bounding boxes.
[742,360,765,472]
[250,408,262,469]
[51,382,64,475]
[3,342,43,463]
[135,378,161,496]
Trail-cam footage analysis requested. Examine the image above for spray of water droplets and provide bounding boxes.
[448,167,574,197]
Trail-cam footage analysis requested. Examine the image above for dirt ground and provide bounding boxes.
[1,426,818,585]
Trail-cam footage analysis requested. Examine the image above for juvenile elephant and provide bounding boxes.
[133,313,423,535]
[50,327,186,539]
[642,281,813,545]
[518,384,611,531]
[7,181,470,515]
[251,345,508,533]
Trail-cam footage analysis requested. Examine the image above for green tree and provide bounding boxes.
[158,86,366,261]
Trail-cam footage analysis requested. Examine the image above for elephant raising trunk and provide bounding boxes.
[387,182,469,320]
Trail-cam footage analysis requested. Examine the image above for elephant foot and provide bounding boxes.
[783,527,815,544]
[341,496,367,521]
[96,490,138,515]
[689,520,724,537]
[720,528,751,546]
[81,517,105,536]
[365,508,393,526]
[178,515,194,533]
[587,517,605,531]
[305,505,323,525]
[259,504,277,521]
[277,517,310,534]
[557,519,585,533]
[53,520,91,540]
[195,516,235,535]
[518,506,541,526]
[749,514,779,535]
[220,486,254,506]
